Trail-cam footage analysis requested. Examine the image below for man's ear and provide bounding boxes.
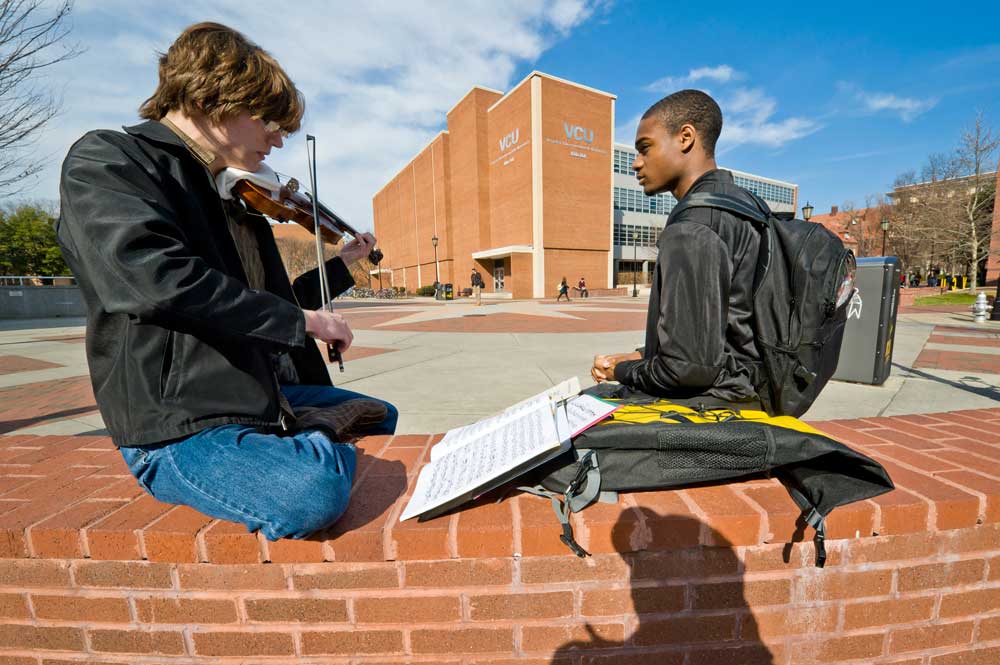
[678,123,697,154]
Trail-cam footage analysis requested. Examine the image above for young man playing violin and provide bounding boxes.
[56,22,397,540]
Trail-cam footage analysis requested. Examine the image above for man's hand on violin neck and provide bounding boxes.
[339,232,377,266]
[303,309,354,352]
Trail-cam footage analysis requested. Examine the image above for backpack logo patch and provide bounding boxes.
[848,289,863,320]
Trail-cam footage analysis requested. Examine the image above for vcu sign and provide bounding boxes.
[564,122,594,144]
[499,128,520,151]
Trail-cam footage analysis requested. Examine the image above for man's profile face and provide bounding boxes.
[214,111,285,172]
[632,115,685,196]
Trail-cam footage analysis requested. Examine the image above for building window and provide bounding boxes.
[613,148,635,175]
[613,186,677,216]
[732,174,795,206]
[613,222,662,247]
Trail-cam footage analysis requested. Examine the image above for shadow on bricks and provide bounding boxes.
[308,448,407,539]
[551,508,775,665]
[891,362,1000,400]
[0,406,101,435]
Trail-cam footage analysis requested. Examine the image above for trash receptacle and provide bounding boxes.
[434,282,443,300]
[833,257,901,385]
[444,283,454,300]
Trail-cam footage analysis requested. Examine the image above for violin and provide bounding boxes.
[232,177,383,266]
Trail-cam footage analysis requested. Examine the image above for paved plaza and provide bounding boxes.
[0,295,998,437]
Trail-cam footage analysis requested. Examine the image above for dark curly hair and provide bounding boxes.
[642,89,723,157]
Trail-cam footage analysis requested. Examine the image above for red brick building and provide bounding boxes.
[987,165,1000,284]
[808,205,890,258]
[372,72,615,299]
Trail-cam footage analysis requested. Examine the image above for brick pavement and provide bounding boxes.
[0,356,61,376]
[915,325,1000,373]
[0,376,97,435]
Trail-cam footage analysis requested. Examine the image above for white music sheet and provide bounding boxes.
[400,400,570,522]
[564,394,620,437]
[430,377,581,462]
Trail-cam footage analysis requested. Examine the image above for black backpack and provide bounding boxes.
[671,192,856,417]
[523,384,894,566]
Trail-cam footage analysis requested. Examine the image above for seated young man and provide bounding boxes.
[57,22,397,541]
[593,90,762,406]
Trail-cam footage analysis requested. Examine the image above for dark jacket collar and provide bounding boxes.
[685,168,734,195]
[123,119,189,149]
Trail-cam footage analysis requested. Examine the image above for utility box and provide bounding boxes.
[832,257,901,385]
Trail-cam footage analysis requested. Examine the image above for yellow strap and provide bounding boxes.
[599,400,823,436]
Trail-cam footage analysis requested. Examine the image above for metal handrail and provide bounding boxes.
[0,275,76,286]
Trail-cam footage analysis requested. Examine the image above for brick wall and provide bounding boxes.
[539,76,613,292]
[985,165,1000,285]
[1,410,999,663]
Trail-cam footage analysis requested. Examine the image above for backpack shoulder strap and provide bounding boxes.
[670,192,770,228]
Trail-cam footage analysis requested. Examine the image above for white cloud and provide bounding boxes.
[643,64,740,93]
[838,83,938,122]
[613,111,643,144]
[635,66,820,150]
[719,87,822,150]
[858,92,938,122]
[16,0,604,230]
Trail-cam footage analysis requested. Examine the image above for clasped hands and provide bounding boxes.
[591,351,641,383]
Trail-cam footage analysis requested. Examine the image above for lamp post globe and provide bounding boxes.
[801,202,813,221]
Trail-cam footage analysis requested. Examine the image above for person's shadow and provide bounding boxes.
[551,507,774,664]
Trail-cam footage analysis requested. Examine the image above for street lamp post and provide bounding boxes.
[631,229,638,298]
[801,201,813,221]
[880,217,889,257]
[431,234,440,285]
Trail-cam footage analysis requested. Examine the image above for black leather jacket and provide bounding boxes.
[57,121,354,447]
[614,169,762,403]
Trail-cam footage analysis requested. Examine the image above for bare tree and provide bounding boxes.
[0,0,81,194]
[274,236,337,281]
[956,111,999,290]
[920,152,962,184]
[859,194,887,260]
[893,170,917,189]
[889,124,997,284]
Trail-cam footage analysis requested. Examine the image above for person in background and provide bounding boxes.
[471,268,484,305]
[557,276,571,302]
[577,276,589,298]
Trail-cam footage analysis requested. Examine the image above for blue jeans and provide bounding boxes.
[119,384,398,541]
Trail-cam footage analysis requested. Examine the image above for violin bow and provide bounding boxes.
[305,135,344,372]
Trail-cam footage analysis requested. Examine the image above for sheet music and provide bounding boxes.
[400,401,570,522]
[430,377,581,462]
[564,394,620,437]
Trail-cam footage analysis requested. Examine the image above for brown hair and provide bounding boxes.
[139,22,304,133]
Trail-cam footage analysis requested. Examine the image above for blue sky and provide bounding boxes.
[12,0,1000,226]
